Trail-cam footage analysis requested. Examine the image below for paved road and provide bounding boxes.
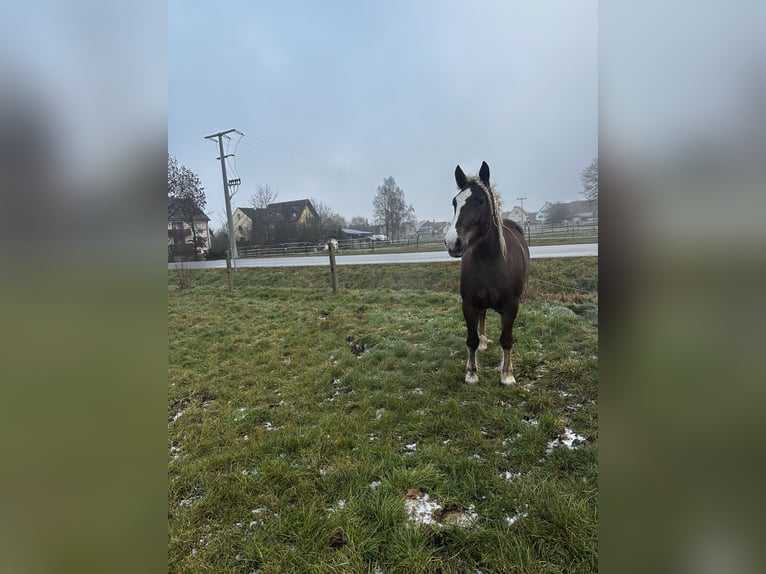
[171,243,597,270]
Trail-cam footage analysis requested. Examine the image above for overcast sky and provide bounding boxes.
[169,0,597,229]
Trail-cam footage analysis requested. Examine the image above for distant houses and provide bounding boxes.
[416,220,450,236]
[233,199,319,244]
[535,199,598,224]
[167,198,211,258]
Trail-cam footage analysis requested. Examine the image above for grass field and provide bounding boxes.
[168,257,598,573]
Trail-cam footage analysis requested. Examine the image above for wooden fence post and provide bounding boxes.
[328,241,339,294]
[225,248,233,292]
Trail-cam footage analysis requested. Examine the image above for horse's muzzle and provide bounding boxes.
[445,238,463,258]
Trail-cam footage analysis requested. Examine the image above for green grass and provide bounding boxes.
[169,258,597,573]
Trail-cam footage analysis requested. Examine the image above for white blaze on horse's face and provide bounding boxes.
[444,189,471,257]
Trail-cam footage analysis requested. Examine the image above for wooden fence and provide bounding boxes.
[233,220,597,259]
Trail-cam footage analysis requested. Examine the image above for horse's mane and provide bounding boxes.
[469,177,507,259]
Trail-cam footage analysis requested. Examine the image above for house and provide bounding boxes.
[233,199,320,244]
[536,199,598,223]
[500,206,530,225]
[168,199,211,257]
[417,220,450,236]
[232,207,258,241]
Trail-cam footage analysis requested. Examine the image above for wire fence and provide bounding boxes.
[232,220,598,259]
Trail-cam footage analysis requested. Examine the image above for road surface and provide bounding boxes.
[170,243,597,270]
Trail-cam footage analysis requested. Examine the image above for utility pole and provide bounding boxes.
[205,129,242,259]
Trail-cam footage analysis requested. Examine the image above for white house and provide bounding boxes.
[168,199,211,256]
[500,206,530,225]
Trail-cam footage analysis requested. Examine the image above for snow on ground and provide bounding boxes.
[505,512,528,526]
[404,493,443,525]
[546,427,587,454]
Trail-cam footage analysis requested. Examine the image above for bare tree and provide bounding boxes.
[373,177,415,238]
[349,216,371,229]
[249,184,278,209]
[168,154,207,259]
[580,157,598,201]
[312,199,347,238]
[247,185,279,244]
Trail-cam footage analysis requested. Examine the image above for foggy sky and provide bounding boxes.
[169,0,597,229]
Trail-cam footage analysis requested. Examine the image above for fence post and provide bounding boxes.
[225,248,234,291]
[328,241,339,294]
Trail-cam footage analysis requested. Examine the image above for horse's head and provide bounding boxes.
[444,161,495,258]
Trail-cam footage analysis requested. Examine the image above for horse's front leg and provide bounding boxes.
[499,299,520,386]
[478,309,490,351]
[463,302,481,384]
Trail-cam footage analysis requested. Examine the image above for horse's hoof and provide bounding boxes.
[465,372,479,384]
[500,375,517,386]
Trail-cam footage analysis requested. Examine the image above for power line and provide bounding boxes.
[235,138,378,188]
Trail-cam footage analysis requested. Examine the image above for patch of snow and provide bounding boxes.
[502,471,522,481]
[370,480,382,490]
[263,422,281,431]
[411,387,424,395]
[170,411,184,424]
[375,408,385,420]
[248,508,279,528]
[405,442,418,452]
[505,511,528,526]
[243,434,249,441]
[241,468,258,476]
[328,499,346,513]
[522,418,539,427]
[443,505,479,528]
[546,428,587,454]
[179,495,200,508]
[404,493,442,525]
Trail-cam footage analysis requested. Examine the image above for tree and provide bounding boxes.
[249,184,278,209]
[168,154,207,259]
[205,227,229,260]
[546,202,570,224]
[349,216,371,230]
[373,177,415,238]
[312,200,347,239]
[248,185,278,244]
[580,157,598,201]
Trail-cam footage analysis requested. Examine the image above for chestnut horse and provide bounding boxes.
[444,161,530,385]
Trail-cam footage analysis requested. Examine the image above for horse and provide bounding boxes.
[444,161,530,385]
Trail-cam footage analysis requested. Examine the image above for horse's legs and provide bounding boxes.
[462,301,481,384]
[478,309,489,351]
[499,298,520,386]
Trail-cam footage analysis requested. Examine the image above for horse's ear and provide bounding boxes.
[479,161,490,187]
[455,165,468,190]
